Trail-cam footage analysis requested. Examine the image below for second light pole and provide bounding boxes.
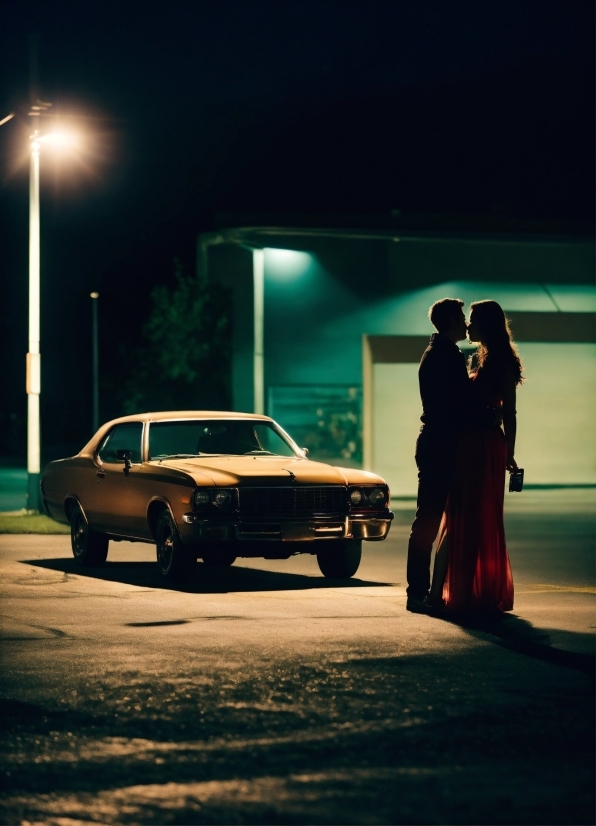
[90,292,99,433]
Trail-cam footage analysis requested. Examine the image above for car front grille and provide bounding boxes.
[238,486,345,517]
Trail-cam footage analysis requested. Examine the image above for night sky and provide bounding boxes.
[1,0,594,459]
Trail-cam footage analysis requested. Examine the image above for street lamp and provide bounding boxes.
[26,128,76,510]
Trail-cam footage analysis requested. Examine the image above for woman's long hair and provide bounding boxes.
[469,300,524,386]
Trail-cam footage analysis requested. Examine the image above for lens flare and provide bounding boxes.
[38,132,77,148]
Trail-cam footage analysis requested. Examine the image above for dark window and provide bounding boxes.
[98,423,143,463]
[148,420,297,459]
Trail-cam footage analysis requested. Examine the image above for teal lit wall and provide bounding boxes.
[261,236,595,389]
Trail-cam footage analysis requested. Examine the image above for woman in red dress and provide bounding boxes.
[428,300,524,613]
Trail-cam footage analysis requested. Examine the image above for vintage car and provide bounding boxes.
[41,411,394,581]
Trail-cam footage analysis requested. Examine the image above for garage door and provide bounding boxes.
[365,333,596,496]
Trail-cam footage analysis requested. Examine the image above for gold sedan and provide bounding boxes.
[41,412,394,581]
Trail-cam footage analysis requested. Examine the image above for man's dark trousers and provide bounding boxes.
[406,433,456,599]
[406,331,469,598]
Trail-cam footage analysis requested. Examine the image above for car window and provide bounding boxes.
[252,423,296,457]
[98,423,143,463]
[148,420,297,458]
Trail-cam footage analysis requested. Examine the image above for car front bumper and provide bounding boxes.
[180,512,394,543]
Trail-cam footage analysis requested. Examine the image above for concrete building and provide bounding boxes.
[201,217,595,495]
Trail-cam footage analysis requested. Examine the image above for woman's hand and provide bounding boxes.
[507,454,518,472]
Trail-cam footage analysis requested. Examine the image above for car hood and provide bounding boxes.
[152,455,386,487]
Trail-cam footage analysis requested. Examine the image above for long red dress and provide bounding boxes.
[440,369,514,612]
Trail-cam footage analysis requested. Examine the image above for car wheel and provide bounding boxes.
[316,539,362,578]
[70,503,109,567]
[156,510,196,582]
[201,546,237,567]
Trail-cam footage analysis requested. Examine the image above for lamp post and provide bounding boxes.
[26,131,42,510]
[1,37,81,509]
[90,292,99,433]
[26,129,75,510]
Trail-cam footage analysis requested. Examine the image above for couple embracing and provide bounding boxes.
[406,298,524,615]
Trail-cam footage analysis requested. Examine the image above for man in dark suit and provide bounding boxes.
[406,298,470,612]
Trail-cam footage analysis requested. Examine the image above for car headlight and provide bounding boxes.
[193,489,211,508]
[213,490,233,508]
[368,488,386,507]
[350,489,363,505]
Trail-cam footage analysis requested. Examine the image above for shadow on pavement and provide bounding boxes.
[21,557,389,593]
[432,610,595,676]
[0,656,593,826]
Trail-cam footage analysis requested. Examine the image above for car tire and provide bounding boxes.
[201,546,237,567]
[70,503,109,567]
[316,539,362,578]
[156,510,196,582]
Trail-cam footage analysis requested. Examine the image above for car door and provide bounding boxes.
[89,422,148,536]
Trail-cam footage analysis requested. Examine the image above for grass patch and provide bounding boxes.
[0,512,70,534]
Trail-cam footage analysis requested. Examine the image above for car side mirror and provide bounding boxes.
[301,447,309,457]
[116,449,133,473]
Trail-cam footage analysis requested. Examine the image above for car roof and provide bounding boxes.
[105,411,273,425]
[78,411,276,456]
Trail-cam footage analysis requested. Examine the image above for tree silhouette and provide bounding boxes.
[121,259,231,414]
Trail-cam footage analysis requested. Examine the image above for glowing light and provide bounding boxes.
[39,132,76,147]
[264,248,313,279]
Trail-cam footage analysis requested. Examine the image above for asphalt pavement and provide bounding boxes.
[0,490,594,824]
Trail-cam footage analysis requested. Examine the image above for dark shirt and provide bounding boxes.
[418,333,470,442]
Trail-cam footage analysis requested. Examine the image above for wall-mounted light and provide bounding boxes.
[264,248,313,280]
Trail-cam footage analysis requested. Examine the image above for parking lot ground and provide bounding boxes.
[0,490,594,824]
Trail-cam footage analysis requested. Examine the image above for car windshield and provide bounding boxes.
[148,420,299,460]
